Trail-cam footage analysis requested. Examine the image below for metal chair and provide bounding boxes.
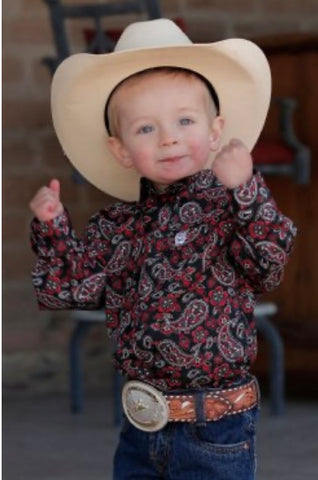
[42,0,162,75]
[253,97,311,185]
[69,310,122,423]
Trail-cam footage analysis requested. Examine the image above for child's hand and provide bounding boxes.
[29,179,64,222]
[212,139,253,189]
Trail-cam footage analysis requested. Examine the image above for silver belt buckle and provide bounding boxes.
[122,381,169,432]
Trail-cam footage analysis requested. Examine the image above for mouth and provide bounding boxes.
[159,155,185,164]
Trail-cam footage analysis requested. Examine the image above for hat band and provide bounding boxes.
[104,66,220,136]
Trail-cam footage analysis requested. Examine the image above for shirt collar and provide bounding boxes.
[139,170,219,202]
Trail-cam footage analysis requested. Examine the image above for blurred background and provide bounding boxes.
[3,0,318,402]
[2,0,318,478]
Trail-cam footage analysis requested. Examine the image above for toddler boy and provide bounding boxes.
[30,19,296,480]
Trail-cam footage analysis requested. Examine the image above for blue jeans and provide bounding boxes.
[113,406,259,479]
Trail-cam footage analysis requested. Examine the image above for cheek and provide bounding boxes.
[128,142,155,172]
[132,144,154,162]
[188,136,211,159]
[125,138,147,157]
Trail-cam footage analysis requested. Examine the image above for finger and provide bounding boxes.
[49,178,60,196]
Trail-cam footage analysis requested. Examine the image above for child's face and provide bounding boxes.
[107,72,224,190]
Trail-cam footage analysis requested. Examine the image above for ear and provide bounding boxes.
[107,136,134,168]
[209,116,225,151]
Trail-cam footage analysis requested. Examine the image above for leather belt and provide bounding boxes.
[122,378,259,432]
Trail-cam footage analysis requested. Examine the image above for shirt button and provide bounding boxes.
[175,231,187,246]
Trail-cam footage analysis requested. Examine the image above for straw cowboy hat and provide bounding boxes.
[51,18,271,201]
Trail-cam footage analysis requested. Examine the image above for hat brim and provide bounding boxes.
[51,40,271,201]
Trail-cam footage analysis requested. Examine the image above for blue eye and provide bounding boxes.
[179,117,193,126]
[137,125,154,134]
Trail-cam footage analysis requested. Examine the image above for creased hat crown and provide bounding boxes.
[114,18,191,52]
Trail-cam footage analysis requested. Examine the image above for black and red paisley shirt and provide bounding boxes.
[31,170,296,391]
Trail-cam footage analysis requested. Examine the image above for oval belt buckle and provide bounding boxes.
[122,381,169,432]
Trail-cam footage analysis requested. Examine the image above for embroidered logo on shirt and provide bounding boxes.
[175,231,187,246]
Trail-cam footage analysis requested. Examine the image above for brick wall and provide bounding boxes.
[3,0,318,394]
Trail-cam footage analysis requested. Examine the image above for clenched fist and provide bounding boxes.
[212,139,253,189]
[29,179,64,222]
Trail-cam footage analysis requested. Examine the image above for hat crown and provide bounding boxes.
[114,18,192,52]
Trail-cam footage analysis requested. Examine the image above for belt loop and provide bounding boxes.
[194,391,207,427]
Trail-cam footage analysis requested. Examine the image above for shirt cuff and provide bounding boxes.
[30,209,74,256]
[231,171,272,225]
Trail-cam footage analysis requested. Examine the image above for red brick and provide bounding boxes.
[20,0,52,15]
[185,18,226,42]
[3,54,24,83]
[2,332,42,354]
[3,99,51,129]
[3,170,83,213]
[21,0,93,11]
[2,285,42,324]
[63,0,100,4]
[67,15,140,51]
[3,172,58,211]
[68,16,96,47]
[160,0,183,14]
[235,20,301,39]
[3,0,22,19]
[31,59,51,94]
[83,182,117,209]
[3,244,34,282]
[5,16,53,44]
[186,0,255,12]
[55,175,86,207]
[2,285,65,354]
[267,55,299,97]
[2,137,37,172]
[70,207,97,234]
[3,314,71,354]
[40,134,68,170]
[263,0,318,15]
[2,211,33,244]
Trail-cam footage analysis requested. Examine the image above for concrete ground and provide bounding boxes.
[3,391,318,480]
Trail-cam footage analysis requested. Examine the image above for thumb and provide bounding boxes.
[49,178,60,197]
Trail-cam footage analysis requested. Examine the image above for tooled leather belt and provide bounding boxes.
[122,378,259,432]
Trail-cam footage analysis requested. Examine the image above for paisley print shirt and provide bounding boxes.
[30,170,296,391]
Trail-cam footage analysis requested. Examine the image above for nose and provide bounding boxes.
[159,126,178,147]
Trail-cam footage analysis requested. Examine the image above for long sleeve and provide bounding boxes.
[228,171,297,294]
[30,209,113,310]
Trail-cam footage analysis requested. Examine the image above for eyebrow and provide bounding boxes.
[177,107,202,113]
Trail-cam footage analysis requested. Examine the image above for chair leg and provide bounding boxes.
[256,315,285,415]
[69,321,92,413]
